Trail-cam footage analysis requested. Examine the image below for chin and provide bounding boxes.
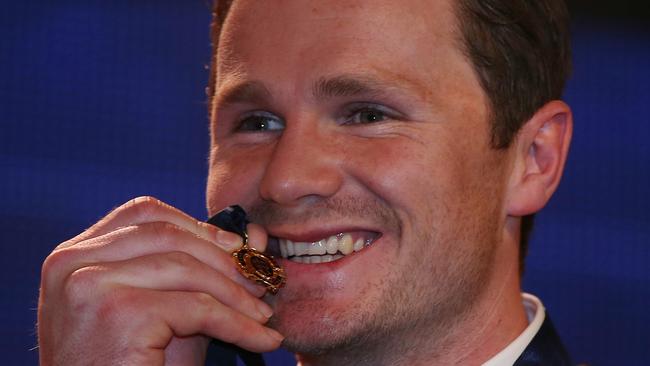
[266,290,372,355]
[270,309,358,355]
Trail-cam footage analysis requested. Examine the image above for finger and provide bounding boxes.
[77,252,274,322]
[119,289,284,354]
[162,291,284,353]
[60,196,226,249]
[44,222,265,297]
[215,230,245,252]
[246,223,268,252]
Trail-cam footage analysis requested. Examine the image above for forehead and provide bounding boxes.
[216,0,464,87]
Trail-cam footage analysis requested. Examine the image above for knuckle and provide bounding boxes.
[147,220,182,235]
[40,247,76,289]
[195,295,230,334]
[129,196,164,220]
[53,238,75,251]
[132,195,161,206]
[192,291,215,310]
[164,251,196,269]
[144,221,185,248]
[41,249,65,277]
[64,266,104,301]
[193,292,215,309]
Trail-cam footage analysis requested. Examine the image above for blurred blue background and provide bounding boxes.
[1,1,648,365]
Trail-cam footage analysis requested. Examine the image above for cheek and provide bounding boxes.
[344,136,457,216]
[206,146,268,213]
[346,132,503,242]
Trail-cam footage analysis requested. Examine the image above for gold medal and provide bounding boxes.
[232,232,286,294]
[208,205,286,294]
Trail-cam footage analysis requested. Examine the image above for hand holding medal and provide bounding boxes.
[207,206,286,294]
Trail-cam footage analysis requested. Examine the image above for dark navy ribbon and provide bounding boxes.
[207,205,250,240]
[206,205,266,366]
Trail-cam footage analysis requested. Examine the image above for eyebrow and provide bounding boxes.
[215,73,420,107]
[216,80,273,107]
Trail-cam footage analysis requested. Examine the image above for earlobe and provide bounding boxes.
[506,100,573,217]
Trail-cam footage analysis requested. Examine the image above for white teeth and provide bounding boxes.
[308,239,327,255]
[288,254,345,264]
[279,233,375,263]
[310,255,322,264]
[325,236,338,254]
[294,242,309,256]
[321,254,333,263]
[353,238,364,252]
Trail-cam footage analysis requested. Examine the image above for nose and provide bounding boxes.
[259,123,343,206]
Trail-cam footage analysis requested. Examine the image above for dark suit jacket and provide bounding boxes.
[513,315,573,365]
[205,315,572,366]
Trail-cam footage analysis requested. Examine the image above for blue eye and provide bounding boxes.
[237,112,285,132]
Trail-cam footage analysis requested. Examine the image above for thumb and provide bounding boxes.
[246,223,269,252]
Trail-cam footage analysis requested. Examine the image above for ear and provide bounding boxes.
[506,100,573,217]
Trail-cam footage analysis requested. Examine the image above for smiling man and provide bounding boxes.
[38,0,573,365]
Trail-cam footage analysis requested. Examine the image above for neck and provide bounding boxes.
[295,232,528,366]
[447,259,528,365]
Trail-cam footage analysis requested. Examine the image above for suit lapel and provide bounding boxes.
[514,315,572,366]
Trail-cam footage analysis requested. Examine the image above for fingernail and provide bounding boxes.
[216,230,243,250]
[257,301,274,319]
[266,328,284,343]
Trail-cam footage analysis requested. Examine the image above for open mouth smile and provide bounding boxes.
[277,231,380,264]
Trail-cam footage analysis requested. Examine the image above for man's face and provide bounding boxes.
[207,0,512,355]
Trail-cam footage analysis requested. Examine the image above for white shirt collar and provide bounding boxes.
[482,293,546,366]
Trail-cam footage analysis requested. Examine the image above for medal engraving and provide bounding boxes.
[233,244,286,294]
